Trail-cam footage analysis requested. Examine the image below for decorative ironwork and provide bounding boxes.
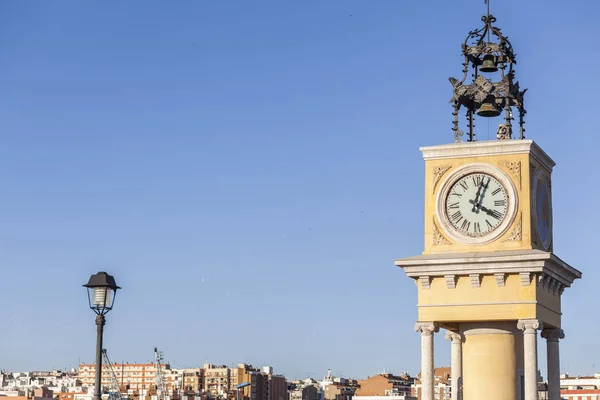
[449,12,528,142]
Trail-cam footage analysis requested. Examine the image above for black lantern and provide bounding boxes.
[84,271,121,315]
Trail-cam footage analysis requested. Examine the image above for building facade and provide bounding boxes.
[78,362,173,392]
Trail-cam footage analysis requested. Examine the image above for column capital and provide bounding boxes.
[517,319,543,333]
[541,328,565,341]
[415,322,439,336]
[444,330,462,343]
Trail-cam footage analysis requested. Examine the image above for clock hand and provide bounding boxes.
[477,204,504,219]
[473,177,491,214]
[470,178,486,212]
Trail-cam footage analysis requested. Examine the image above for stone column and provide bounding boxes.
[517,319,543,400]
[445,331,462,400]
[415,322,439,400]
[541,328,565,400]
[461,322,517,400]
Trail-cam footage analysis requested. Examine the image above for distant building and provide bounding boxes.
[410,367,450,400]
[560,373,600,400]
[561,373,600,390]
[78,362,174,393]
[355,373,414,398]
[268,375,287,400]
[203,364,230,398]
[181,369,204,395]
[302,386,318,400]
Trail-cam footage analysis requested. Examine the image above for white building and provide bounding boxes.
[561,374,600,390]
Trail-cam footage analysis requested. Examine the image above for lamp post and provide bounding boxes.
[84,272,121,400]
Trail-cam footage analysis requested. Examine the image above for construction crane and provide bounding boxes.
[102,349,123,400]
[154,347,169,400]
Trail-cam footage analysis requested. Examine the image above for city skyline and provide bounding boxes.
[1,0,598,380]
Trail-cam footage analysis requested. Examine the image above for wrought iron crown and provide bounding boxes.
[450,14,527,142]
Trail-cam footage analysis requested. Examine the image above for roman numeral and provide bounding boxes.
[486,220,493,229]
[459,181,468,191]
[448,202,459,209]
[494,199,506,207]
[461,219,471,231]
[451,210,463,222]
[492,188,501,196]
[472,175,482,187]
[451,192,463,197]
[474,222,481,234]
[489,209,503,220]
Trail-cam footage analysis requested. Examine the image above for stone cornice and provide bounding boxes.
[420,139,555,172]
[395,249,581,289]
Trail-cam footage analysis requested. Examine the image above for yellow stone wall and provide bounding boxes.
[416,273,561,327]
[424,151,542,254]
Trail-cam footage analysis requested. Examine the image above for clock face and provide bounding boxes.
[444,173,509,237]
[533,172,552,249]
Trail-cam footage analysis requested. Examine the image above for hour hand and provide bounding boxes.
[479,204,503,220]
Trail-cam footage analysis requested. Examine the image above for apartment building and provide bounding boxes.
[1,371,81,393]
[202,364,230,397]
[78,362,173,392]
[561,374,600,390]
[202,364,286,400]
[355,373,415,398]
[267,375,287,400]
[560,374,600,400]
[180,369,203,394]
[411,368,450,400]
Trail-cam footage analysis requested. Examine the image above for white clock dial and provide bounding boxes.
[444,173,509,237]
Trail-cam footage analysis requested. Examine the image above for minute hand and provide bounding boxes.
[470,179,485,212]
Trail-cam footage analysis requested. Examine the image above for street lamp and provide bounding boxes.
[84,271,121,400]
[236,382,250,400]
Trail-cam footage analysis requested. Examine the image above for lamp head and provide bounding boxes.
[83,272,121,315]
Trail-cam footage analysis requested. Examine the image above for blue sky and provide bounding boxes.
[1,0,598,380]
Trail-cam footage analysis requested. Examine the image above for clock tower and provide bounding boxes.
[395,12,581,400]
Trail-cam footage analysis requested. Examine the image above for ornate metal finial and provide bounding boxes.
[449,10,528,142]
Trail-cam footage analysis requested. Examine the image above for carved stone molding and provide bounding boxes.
[433,219,451,245]
[420,276,431,289]
[432,165,452,194]
[445,274,457,289]
[445,331,462,342]
[503,213,522,242]
[538,274,548,289]
[494,273,506,287]
[470,273,482,288]
[499,160,522,189]
[517,319,543,332]
[541,328,565,341]
[520,272,532,286]
[550,279,559,295]
[415,322,440,336]
[537,274,565,296]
